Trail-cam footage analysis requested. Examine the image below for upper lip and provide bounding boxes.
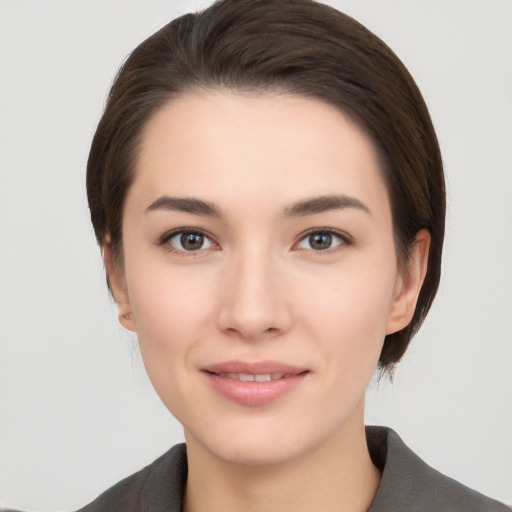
[202,360,308,375]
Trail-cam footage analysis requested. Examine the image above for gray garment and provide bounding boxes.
[77,426,509,511]
[366,428,509,511]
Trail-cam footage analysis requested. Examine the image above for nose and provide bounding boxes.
[216,246,293,341]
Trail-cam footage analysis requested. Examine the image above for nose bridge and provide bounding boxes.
[218,239,291,339]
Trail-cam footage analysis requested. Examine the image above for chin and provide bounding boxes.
[206,436,306,466]
[184,415,328,467]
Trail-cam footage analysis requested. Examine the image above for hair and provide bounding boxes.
[86,0,445,371]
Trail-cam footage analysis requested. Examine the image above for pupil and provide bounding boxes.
[181,233,203,250]
[310,233,332,250]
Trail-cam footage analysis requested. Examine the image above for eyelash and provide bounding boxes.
[294,228,353,253]
[158,229,219,255]
[158,228,352,255]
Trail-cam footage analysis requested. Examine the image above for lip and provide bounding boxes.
[202,360,309,406]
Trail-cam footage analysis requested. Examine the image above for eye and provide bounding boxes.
[163,230,216,253]
[296,229,349,251]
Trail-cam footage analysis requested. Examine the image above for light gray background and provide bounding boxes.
[1,1,511,510]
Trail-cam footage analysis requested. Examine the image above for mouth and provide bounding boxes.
[212,372,297,382]
[202,361,309,406]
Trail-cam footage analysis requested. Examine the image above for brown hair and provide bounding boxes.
[87,0,445,370]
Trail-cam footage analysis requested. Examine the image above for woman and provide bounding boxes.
[1,0,509,510]
[73,1,511,510]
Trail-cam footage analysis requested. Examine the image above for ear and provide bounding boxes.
[386,229,431,335]
[103,240,137,332]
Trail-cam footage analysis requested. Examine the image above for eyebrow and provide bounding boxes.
[145,194,370,218]
[283,195,371,217]
[145,196,222,217]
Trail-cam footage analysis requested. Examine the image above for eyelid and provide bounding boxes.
[293,227,353,251]
[158,228,220,254]
[157,226,351,254]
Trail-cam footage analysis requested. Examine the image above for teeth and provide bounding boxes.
[218,373,286,381]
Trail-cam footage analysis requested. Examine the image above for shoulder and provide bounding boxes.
[366,426,510,512]
[75,443,187,512]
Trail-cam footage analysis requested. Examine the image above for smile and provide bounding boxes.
[202,361,309,406]
[216,373,290,381]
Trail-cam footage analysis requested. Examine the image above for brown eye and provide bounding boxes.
[181,232,204,250]
[309,233,333,250]
[297,230,346,251]
[167,231,214,252]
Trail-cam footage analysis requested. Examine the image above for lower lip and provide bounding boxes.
[203,372,308,406]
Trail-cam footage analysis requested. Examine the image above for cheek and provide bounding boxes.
[299,259,397,369]
[126,267,224,424]
[123,256,218,382]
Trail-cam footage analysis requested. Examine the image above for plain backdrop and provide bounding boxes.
[1,0,511,510]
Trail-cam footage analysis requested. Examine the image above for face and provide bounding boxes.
[108,91,427,465]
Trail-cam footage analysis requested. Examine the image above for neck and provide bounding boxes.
[183,406,380,512]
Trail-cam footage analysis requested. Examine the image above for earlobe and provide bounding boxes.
[386,229,431,335]
[103,239,137,332]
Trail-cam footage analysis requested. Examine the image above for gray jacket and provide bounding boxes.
[77,426,510,511]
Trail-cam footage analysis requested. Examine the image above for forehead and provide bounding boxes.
[129,91,389,217]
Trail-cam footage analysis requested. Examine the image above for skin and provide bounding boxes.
[105,91,430,512]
